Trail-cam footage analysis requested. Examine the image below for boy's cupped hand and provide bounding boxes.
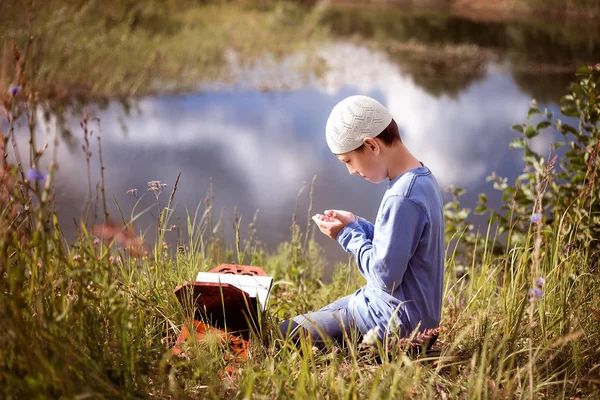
[312,210,356,240]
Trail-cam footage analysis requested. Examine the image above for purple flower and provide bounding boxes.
[8,84,21,96]
[528,288,543,302]
[27,168,46,183]
[530,213,542,224]
[536,277,544,288]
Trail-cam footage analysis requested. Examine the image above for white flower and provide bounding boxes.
[361,326,380,346]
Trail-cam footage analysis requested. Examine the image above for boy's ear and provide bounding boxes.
[363,137,380,154]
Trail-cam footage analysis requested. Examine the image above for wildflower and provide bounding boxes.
[8,84,20,96]
[127,188,138,197]
[162,241,168,249]
[536,277,544,288]
[109,256,115,263]
[528,288,543,302]
[27,168,46,183]
[93,238,100,245]
[72,255,81,261]
[361,326,380,346]
[530,213,542,224]
[147,181,167,200]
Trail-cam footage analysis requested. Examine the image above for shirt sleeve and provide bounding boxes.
[355,216,374,240]
[336,196,428,292]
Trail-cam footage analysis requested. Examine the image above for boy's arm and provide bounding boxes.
[355,216,374,241]
[336,196,427,292]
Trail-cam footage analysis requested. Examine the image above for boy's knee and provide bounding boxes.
[279,319,302,342]
[279,318,324,348]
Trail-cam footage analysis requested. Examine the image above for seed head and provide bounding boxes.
[147,181,167,200]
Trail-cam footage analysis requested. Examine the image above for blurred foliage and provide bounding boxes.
[0,0,329,102]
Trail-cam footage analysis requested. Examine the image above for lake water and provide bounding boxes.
[11,6,598,267]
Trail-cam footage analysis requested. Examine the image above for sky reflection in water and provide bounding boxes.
[24,43,562,265]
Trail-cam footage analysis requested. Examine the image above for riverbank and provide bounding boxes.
[0,1,330,102]
[2,1,598,105]
[332,0,600,20]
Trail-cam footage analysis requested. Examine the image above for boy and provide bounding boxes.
[279,95,444,348]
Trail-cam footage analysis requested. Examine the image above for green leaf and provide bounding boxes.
[524,155,539,165]
[493,180,508,191]
[474,205,488,215]
[561,94,575,102]
[561,106,580,118]
[478,193,488,204]
[517,172,533,182]
[455,187,466,197]
[553,142,566,150]
[536,121,552,131]
[528,107,541,119]
[511,124,524,134]
[573,173,585,184]
[560,123,578,136]
[525,125,538,138]
[456,209,470,220]
[509,137,526,149]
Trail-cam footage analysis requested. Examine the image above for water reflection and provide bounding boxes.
[19,42,563,266]
[322,5,599,100]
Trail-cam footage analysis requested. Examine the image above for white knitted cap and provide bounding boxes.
[325,95,393,154]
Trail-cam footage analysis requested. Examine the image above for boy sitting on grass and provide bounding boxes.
[280,95,444,350]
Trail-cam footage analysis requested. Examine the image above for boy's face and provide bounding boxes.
[336,142,387,183]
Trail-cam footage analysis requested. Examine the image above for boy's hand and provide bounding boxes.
[325,210,356,225]
[311,209,357,240]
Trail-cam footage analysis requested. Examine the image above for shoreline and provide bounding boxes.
[329,0,600,21]
[1,1,597,103]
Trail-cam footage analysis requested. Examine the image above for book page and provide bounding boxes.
[195,273,273,311]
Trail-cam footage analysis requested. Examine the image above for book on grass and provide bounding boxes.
[195,272,273,312]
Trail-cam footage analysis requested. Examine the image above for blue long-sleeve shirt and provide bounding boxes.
[337,165,445,339]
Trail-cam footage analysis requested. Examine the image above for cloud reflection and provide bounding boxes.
[14,42,560,264]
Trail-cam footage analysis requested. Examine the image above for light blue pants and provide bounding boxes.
[279,295,361,347]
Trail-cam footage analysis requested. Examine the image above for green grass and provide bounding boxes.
[1,2,600,398]
[1,172,599,398]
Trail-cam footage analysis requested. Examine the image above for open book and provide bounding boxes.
[195,272,273,312]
